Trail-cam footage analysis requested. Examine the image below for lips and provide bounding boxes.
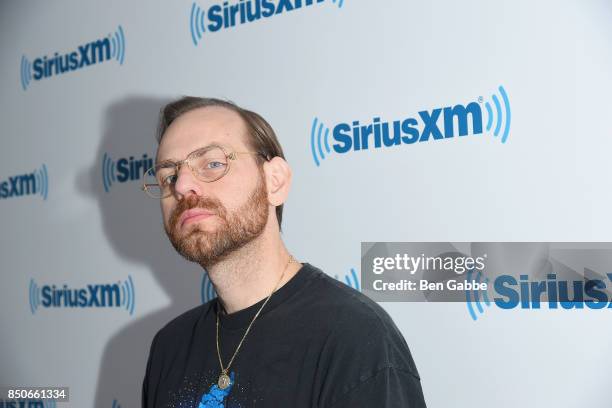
[178,208,214,228]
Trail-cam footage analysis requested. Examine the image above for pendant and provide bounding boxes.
[218,371,231,389]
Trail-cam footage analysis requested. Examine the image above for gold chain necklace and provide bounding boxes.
[215,255,296,389]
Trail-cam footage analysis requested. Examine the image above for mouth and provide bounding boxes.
[178,209,215,229]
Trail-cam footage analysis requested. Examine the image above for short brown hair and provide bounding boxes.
[156,96,286,230]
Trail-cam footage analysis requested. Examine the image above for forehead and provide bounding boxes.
[156,106,249,163]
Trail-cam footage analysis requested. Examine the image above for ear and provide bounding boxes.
[262,156,292,206]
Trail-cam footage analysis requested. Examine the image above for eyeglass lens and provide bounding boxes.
[143,146,228,198]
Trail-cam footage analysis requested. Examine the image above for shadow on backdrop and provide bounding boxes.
[77,95,210,408]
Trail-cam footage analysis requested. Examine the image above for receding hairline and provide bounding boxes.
[155,105,253,164]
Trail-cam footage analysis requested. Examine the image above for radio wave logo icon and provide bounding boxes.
[102,153,117,193]
[20,55,33,91]
[482,85,511,143]
[311,85,512,166]
[190,2,206,46]
[189,0,345,46]
[0,164,49,201]
[20,24,126,91]
[464,268,491,321]
[334,267,360,292]
[29,276,136,316]
[108,25,126,65]
[310,117,332,167]
[35,164,49,200]
[29,278,42,315]
[101,152,154,193]
[201,272,218,303]
[120,275,136,316]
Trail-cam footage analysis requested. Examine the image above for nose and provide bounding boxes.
[172,163,203,199]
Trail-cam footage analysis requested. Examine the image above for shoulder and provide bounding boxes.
[302,264,424,406]
[305,264,421,378]
[306,264,407,340]
[328,366,427,408]
[149,300,213,352]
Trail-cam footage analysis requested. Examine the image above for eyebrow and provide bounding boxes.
[156,141,232,164]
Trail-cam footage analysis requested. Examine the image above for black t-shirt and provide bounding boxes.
[142,262,427,407]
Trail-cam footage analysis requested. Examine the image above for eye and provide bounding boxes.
[162,174,177,186]
[206,161,225,169]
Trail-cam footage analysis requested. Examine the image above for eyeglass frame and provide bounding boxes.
[141,143,271,199]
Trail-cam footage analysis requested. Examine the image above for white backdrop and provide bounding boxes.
[1,1,612,407]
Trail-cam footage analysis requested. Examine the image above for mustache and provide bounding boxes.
[170,195,225,229]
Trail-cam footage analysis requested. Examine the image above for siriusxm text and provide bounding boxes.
[40,283,122,308]
[32,38,111,80]
[0,401,46,408]
[197,0,325,32]
[333,103,483,153]
[115,154,153,182]
[495,273,612,309]
[0,173,38,199]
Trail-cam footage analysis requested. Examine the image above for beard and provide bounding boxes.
[164,173,269,268]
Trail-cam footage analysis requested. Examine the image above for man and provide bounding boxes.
[141,96,427,407]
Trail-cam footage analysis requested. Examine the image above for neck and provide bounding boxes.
[204,227,302,315]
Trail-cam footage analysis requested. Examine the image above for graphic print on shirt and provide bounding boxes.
[198,371,235,408]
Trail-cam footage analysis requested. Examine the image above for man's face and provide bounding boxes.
[156,106,270,267]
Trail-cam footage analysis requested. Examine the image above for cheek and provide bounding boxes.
[160,200,174,227]
[221,179,257,211]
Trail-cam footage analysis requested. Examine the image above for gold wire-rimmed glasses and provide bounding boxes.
[141,144,270,199]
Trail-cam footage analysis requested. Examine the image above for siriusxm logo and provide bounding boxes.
[201,267,360,303]
[0,164,49,201]
[20,25,125,91]
[311,85,511,166]
[201,272,218,303]
[29,276,135,316]
[0,400,56,408]
[102,152,153,193]
[334,268,360,291]
[466,272,612,321]
[190,0,344,46]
